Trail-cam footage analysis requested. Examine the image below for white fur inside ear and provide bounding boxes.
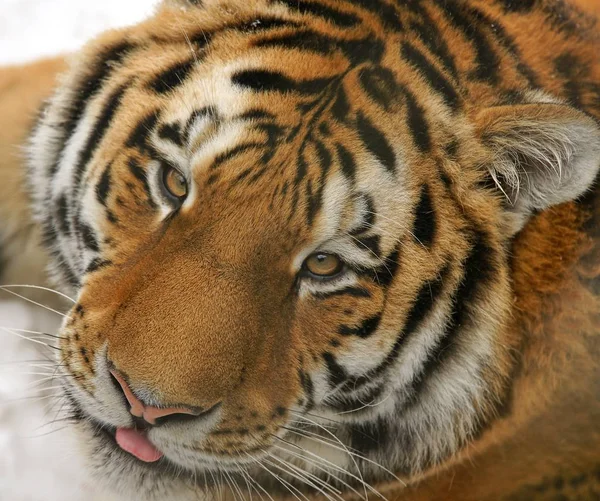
[482,105,600,215]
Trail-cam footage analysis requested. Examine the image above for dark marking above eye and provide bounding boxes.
[412,184,436,247]
[126,111,159,153]
[350,193,377,235]
[356,112,396,174]
[158,123,184,147]
[354,234,381,257]
[149,59,196,94]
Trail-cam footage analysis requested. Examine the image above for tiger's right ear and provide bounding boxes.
[475,102,600,233]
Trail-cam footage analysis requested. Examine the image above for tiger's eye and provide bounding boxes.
[163,167,188,199]
[305,253,343,277]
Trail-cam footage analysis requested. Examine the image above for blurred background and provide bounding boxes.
[0,1,157,499]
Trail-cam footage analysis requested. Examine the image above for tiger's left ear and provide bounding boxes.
[475,102,600,232]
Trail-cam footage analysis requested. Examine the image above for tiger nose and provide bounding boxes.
[110,370,203,426]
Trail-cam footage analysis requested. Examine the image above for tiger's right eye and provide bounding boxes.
[161,165,188,200]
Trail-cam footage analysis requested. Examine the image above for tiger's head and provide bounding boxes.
[28,0,600,498]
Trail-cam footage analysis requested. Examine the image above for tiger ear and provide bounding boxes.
[475,102,600,231]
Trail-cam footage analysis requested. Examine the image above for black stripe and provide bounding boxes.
[350,193,376,235]
[351,0,403,31]
[331,88,351,123]
[158,122,184,147]
[184,107,216,143]
[358,66,400,111]
[401,41,460,111]
[407,232,496,400]
[232,69,332,94]
[149,59,195,94]
[408,20,459,80]
[349,419,388,456]
[254,30,385,65]
[254,29,334,56]
[356,112,396,173]
[404,89,431,153]
[462,3,539,87]
[298,368,315,410]
[323,352,348,387]
[339,313,382,338]
[85,258,111,274]
[55,253,80,289]
[348,262,451,390]
[314,286,371,299]
[275,0,360,27]
[211,143,265,170]
[373,248,400,288]
[73,83,129,188]
[354,235,381,257]
[305,140,333,226]
[329,385,384,412]
[439,0,500,84]
[413,184,436,247]
[335,144,356,184]
[55,194,70,235]
[495,0,537,12]
[235,17,300,32]
[79,223,99,252]
[50,41,134,176]
[96,164,112,206]
[128,158,156,209]
[126,111,160,153]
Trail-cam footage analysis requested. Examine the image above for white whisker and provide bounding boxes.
[0,284,75,303]
[0,287,71,318]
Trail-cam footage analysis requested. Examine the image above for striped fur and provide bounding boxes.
[3,0,599,499]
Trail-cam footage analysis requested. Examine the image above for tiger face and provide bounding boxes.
[27,0,600,498]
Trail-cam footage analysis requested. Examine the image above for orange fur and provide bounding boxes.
[1,0,599,499]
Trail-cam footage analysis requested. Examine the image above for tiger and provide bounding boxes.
[1,0,599,499]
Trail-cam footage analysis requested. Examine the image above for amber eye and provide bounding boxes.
[162,166,188,200]
[304,253,344,278]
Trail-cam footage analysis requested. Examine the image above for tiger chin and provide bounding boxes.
[1,0,600,500]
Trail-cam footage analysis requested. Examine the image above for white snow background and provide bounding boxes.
[0,1,159,499]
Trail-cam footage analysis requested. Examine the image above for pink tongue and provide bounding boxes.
[115,427,164,463]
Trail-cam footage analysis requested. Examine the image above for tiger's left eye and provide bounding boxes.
[304,253,344,278]
[162,166,188,199]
